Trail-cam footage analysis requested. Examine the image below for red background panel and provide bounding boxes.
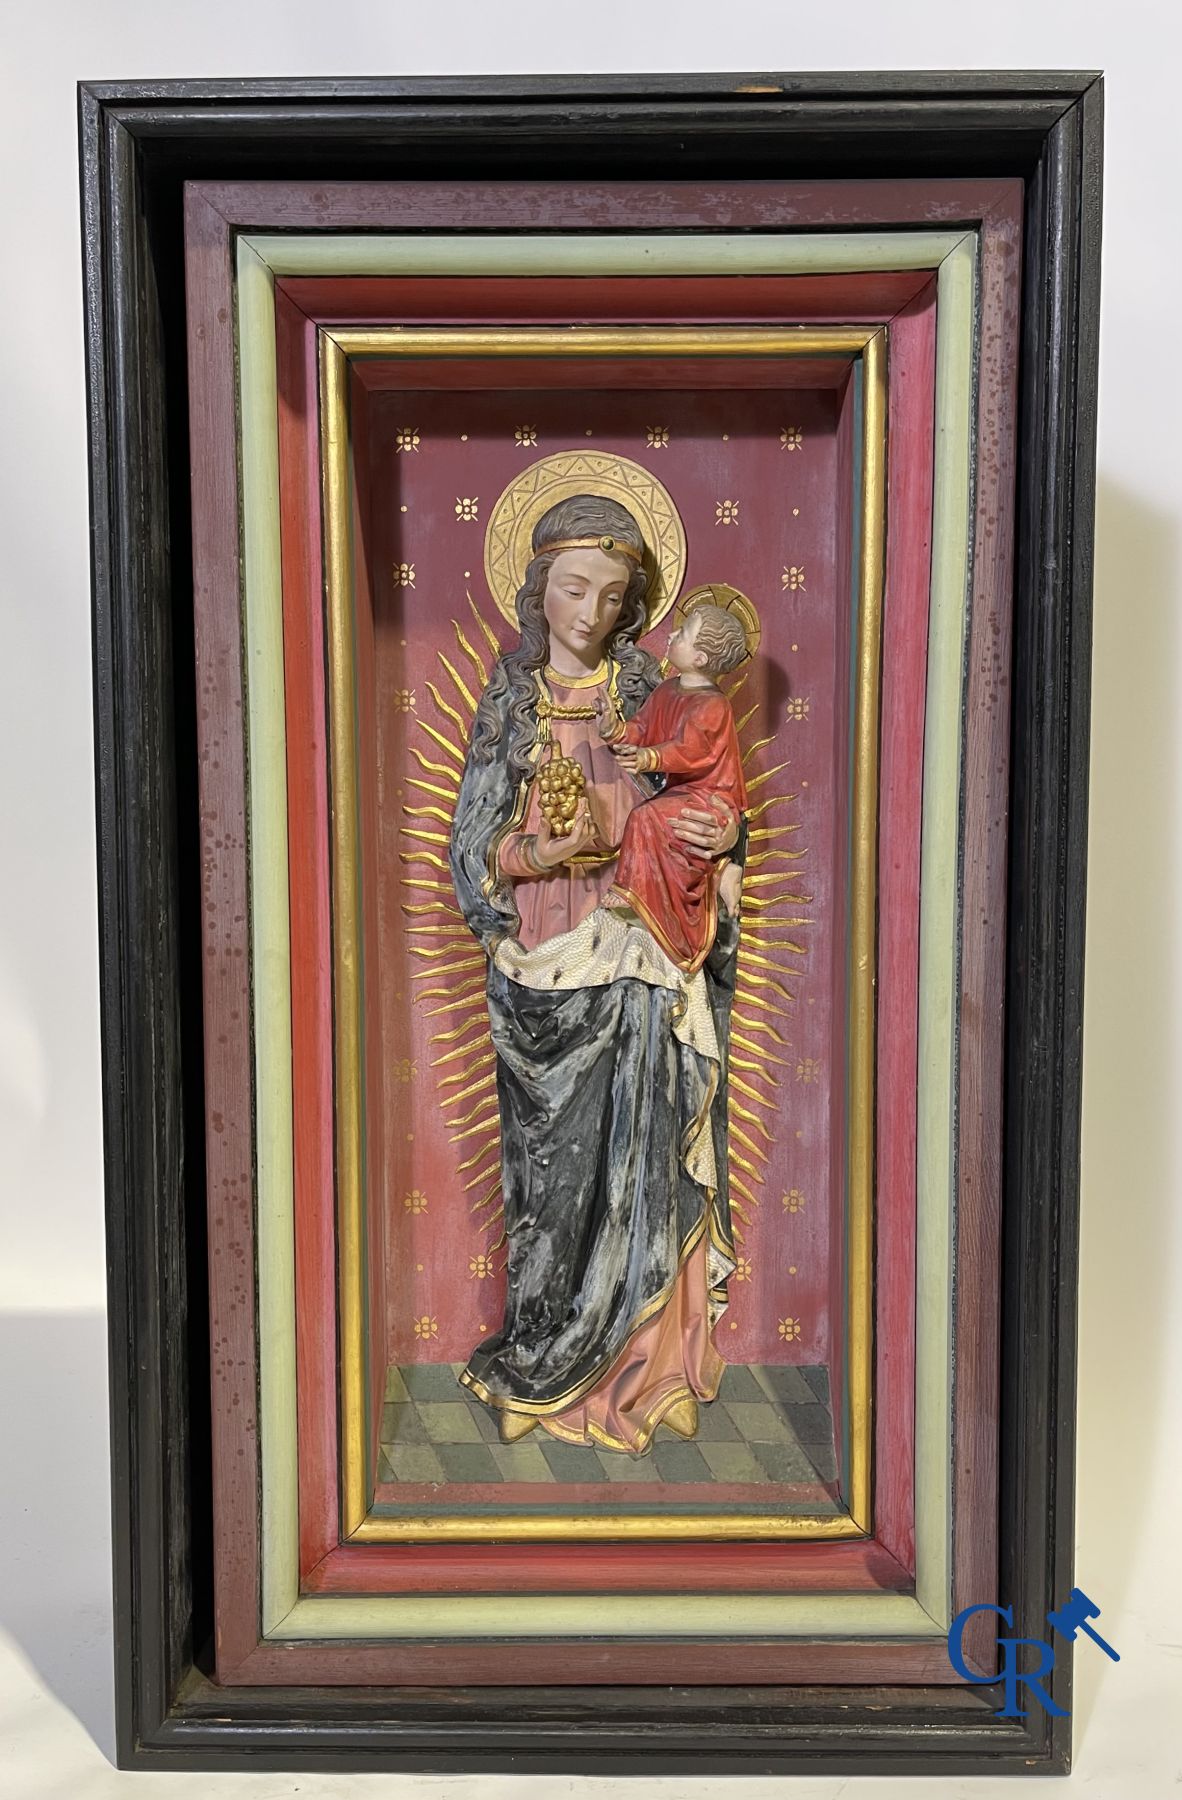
[359,377,847,1372]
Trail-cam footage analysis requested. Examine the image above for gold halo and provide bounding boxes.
[672,582,761,662]
[483,450,687,630]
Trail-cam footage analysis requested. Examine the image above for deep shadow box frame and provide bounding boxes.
[81,72,1102,1776]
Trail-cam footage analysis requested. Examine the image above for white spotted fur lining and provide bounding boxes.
[494,905,720,1194]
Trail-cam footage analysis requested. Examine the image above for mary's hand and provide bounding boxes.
[531,804,599,870]
[671,796,740,861]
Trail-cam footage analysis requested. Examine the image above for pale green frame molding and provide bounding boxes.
[235,227,974,1639]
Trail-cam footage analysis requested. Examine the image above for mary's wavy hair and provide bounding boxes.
[470,494,662,780]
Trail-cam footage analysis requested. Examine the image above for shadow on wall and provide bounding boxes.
[1072,475,1179,1750]
[0,1310,115,1763]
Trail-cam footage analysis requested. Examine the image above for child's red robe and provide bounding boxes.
[611,678,747,973]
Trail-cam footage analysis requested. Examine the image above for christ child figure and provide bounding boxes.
[598,603,748,974]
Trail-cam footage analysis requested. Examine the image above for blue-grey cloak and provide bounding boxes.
[448,659,741,1417]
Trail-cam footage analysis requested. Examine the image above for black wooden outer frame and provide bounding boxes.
[81,72,1102,1775]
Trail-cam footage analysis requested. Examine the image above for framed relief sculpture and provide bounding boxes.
[82,72,1102,1775]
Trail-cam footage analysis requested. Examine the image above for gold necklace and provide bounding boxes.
[544,659,608,690]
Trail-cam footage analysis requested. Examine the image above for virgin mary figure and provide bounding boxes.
[450,490,744,1452]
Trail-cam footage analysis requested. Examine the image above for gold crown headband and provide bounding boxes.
[534,533,645,564]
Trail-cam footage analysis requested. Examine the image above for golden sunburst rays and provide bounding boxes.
[726,683,813,1243]
[399,595,509,1265]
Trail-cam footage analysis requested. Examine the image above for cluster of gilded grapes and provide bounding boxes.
[537,755,587,838]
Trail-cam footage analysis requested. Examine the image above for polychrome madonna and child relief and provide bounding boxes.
[452,490,751,1451]
[380,425,851,1514]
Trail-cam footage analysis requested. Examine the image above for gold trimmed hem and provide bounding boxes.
[459,1210,712,1420]
[610,877,720,979]
[539,1363,725,1457]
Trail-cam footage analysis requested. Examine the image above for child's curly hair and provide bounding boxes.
[687,603,748,677]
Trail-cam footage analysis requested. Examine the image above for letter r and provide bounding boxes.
[996,1636,1069,1718]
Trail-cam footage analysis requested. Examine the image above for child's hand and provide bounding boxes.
[611,741,642,772]
[594,694,623,743]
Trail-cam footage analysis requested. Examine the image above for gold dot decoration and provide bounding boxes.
[455,497,480,521]
[785,696,810,722]
[646,426,670,448]
[393,562,416,587]
[733,1255,752,1282]
[778,1317,802,1342]
[796,1057,821,1084]
[782,565,806,591]
[392,688,416,713]
[782,1188,807,1213]
[413,1315,439,1341]
[715,498,740,526]
[469,1254,494,1279]
[392,1059,418,1082]
[403,1189,428,1215]
[515,425,537,447]
[780,426,803,451]
[395,426,420,453]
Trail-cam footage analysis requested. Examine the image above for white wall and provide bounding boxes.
[0,3,1177,1793]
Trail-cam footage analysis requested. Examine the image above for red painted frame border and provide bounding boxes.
[187,175,1018,1686]
[276,273,928,1592]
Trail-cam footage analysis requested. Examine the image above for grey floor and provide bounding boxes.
[378,1361,837,1488]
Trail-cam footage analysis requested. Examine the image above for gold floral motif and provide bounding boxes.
[392,688,416,712]
[780,426,803,451]
[715,499,740,526]
[733,1255,753,1283]
[781,565,806,591]
[392,1058,418,1082]
[778,1316,802,1341]
[469,1253,494,1279]
[455,497,480,521]
[646,425,670,448]
[413,1315,439,1340]
[782,1188,807,1213]
[785,696,810,722]
[795,1057,821,1084]
[395,426,421,453]
[515,425,538,447]
[403,1189,428,1214]
[393,562,416,587]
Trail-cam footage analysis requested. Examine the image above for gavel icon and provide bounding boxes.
[1046,1587,1120,1662]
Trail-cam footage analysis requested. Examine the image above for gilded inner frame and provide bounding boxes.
[320,324,886,1542]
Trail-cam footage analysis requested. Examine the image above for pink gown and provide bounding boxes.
[495,665,724,1453]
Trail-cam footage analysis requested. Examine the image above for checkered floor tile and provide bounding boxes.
[378,1361,836,1486]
